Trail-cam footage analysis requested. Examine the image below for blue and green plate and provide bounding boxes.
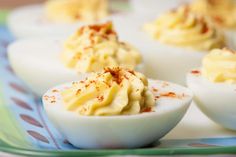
[1,5,236,155]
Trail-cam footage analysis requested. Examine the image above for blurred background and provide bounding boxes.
[0,0,46,8]
[0,0,129,8]
[0,0,129,24]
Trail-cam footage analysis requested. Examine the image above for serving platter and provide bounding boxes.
[1,0,236,154]
[1,25,236,156]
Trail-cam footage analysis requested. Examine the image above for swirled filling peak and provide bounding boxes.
[144,5,225,51]
[61,22,142,72]
[202,48,236,83]
[45,0,108,23]
[61,67,155,116]
[191,0,236,29]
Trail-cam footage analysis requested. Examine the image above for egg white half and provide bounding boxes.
[187,70,236,130]
[43,79,193,148]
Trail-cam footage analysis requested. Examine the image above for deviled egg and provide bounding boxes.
[7,0,122,38]
[8,22,143,96]
[187,48,236,130]
[190,0,236,48]
[115,5,226,85]
[43,67,193,148]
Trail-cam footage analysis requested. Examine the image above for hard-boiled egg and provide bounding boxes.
[187,48,236,130]
[43,79,193,149]
[187,69,236,130]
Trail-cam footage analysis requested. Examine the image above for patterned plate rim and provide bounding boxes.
[0,139,236,156]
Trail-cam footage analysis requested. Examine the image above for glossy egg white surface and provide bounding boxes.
[7,4,120,39]
[8,38,144,97]
[43,79,193,149]
[187,70,236,130]
[114,13,205,85]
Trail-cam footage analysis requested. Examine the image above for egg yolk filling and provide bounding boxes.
[61,22,142,72]
[61,67,155,116]
[144,5,225,51]
[45,0,108,23]
[202,48,236,83]
[190,0,236,29]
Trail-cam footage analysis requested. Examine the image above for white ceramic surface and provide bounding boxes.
[8,37,144,96]
[43,79,193,149]
[187,70,236,130]
[7,4,120,39]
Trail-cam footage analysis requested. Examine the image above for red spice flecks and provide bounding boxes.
[44,95,49,100]
[97,95,104,101]
[160,92,187,99]
[201,22,209,34]
[198,17,209,34]
[76,89,81,95]
[213,16,224,24]
[160,92,177,98]
[155,96,160,100]
[128,70,135,75]
[152,87,158,92]
[207,0,218,5]
[79,80,85,84]
[101,34,109,40]
[44,95,56,103]
[141,107,153,113]
[106,28,117,36]
[88,22,115,34]
[104,67,123,84]
[191,70,201,74]
[85,84,90,88]
[78,22,116,36]
[89,80,96,84]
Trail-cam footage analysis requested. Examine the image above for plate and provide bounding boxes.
[1,23,236,157]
